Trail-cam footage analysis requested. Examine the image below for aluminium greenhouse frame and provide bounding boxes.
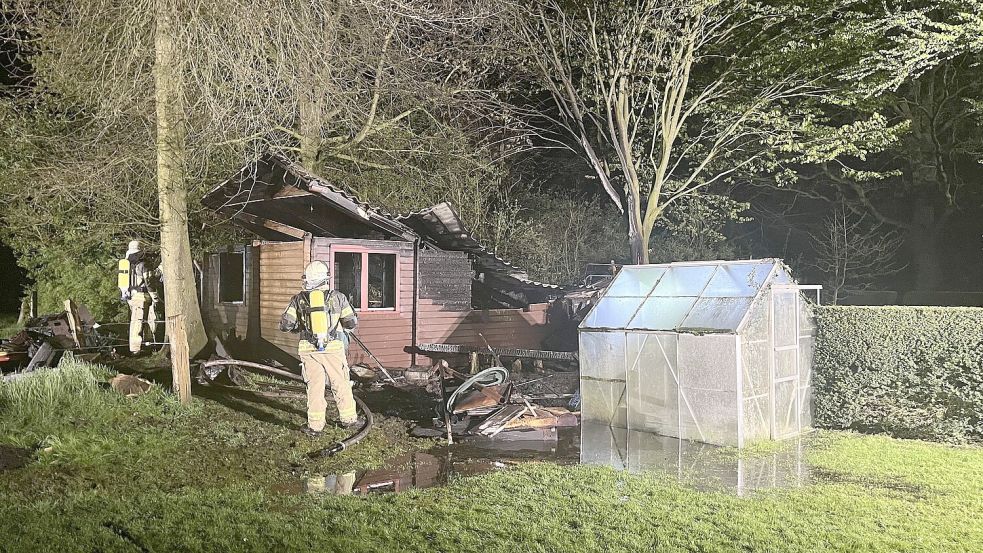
[578,259,815,447]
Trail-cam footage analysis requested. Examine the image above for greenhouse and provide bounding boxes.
[578,259,815,447]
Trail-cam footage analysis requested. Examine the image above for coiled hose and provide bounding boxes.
[199,359,373,457]
[444,366,510,414]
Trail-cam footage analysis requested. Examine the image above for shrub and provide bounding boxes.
[813,305,983,443]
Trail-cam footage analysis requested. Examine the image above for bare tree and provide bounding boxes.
[811,206,906,304]
[520,0,835,263]
[2,0,517,350]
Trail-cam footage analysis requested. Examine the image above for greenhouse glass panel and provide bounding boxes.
[678,388,739,446]
[680,297,753,332]
[627,333,679,435]
[741,339,769,400]
[582,297,643,329]
[650,265,717,297]
[678,334,737,392]
[774,380,798,438]
[626,296,696,330]
[581,423,629,470]
[799,386,813,429]
[773,291,798,348]
[743,396,770,443]
[605,266,666,297]
[702,262,774,297]
[798,337,814,389]
[581,379,628,426]
[579,332,626,380]
[775,348,798,380]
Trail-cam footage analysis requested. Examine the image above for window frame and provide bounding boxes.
[217,250,246,305]
[328,246,400,313]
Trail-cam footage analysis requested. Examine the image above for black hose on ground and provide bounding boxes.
[198,359,374,456]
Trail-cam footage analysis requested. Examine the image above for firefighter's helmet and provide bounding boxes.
[302,261,330,291]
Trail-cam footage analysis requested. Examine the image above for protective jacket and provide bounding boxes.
[279,289,357,353]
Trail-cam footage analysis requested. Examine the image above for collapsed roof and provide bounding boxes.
[202,152,566,307]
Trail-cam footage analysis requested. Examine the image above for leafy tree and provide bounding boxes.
[518,0,886,264]
[763,0,983,289]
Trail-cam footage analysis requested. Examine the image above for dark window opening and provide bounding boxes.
[368,253,396,309]
[334,252,362,309]
[218,252,244,303]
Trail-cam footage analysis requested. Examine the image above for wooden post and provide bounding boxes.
[167,314,192,404]
[63,299,87,349]
[470,351,479,375]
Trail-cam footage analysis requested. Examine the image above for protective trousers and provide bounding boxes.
[300,350,357,431]
[127,292,149,353]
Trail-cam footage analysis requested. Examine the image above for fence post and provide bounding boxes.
[167,313,192,404]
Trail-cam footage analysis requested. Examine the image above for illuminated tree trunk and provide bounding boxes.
[154,0,207,357]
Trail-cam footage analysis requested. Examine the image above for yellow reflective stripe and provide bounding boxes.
[285,306,297,317]
[308,412,326,421]
[340,306,354,318]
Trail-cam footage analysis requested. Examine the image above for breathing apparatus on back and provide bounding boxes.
[301,261,342,352]
[118,240,146,301]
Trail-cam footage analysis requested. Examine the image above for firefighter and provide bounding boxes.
[117,240,161,354]
[279,260,360,437]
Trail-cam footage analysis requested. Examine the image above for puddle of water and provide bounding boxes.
[0,444,33,471]
[286,423,808,497]
[580,423,810,496]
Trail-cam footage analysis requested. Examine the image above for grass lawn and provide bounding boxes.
[1,357,981,552]
[0,313,20,339]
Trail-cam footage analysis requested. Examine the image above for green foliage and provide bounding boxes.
[813,306,983,443]
[648,194,749,264]
[490,191,629,285]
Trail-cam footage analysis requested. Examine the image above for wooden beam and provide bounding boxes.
[237,213,306,239]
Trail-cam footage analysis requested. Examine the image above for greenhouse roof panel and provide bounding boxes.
[604,266,666,297]
[580,259,792,332]
[650,265,718,297]
[702,262,776,298]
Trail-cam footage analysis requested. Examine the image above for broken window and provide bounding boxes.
[331,249,399,311]
[218,252,244,303]
[334,252,363,309]
[368,253,396,309]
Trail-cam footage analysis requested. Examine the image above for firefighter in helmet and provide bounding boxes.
[117,240,162,354]
[279,260,360,436]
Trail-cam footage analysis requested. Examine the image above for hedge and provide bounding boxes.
[813,305,983,443]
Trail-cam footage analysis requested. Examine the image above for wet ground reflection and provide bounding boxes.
[580,423,810,496]
[287,424,809,497]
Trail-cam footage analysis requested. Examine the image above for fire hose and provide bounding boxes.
[199,358,373,457]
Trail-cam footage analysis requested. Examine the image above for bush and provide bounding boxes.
[813,306,983,443]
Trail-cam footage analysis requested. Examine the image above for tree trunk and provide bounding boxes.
[625,185,646,264]
[298,93,321,169]
[154,0,207,357]
[16,294,30,325]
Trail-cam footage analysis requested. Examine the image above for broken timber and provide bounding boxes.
[416,343,577,361]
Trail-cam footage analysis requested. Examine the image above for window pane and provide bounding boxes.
[218,252,244,303]
[334,252,362,308]
[368,253,396,309]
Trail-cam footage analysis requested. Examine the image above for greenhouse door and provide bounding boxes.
[770,285,801,439]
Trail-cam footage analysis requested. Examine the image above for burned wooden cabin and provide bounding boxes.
[199,153,571,367]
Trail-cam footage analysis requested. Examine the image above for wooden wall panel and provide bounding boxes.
[311,237,415,367]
